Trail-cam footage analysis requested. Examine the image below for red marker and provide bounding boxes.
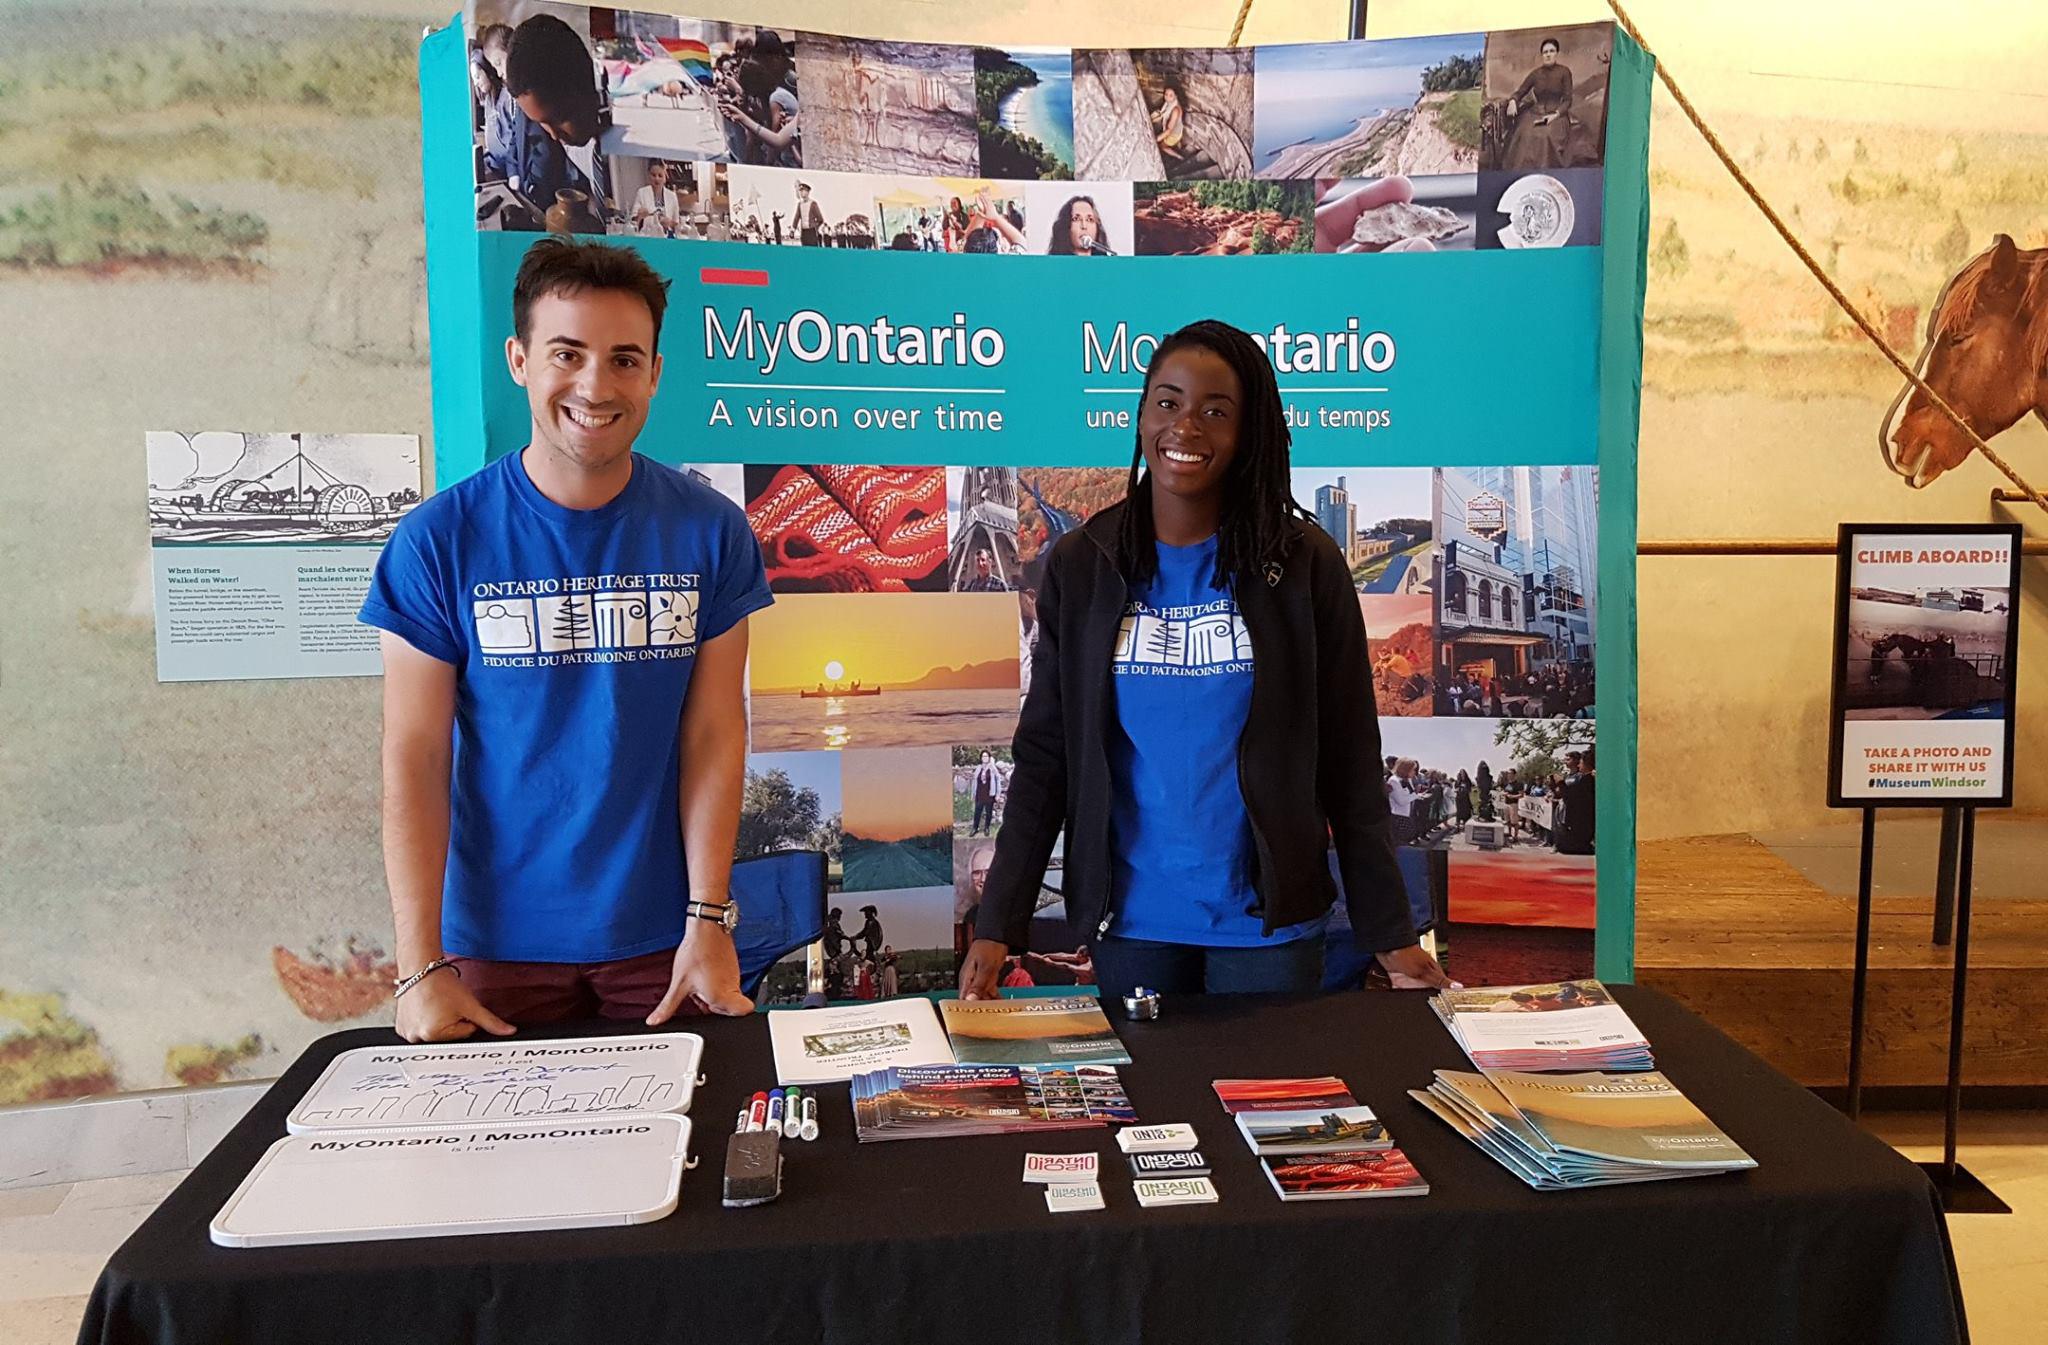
[746,1091,770,1133]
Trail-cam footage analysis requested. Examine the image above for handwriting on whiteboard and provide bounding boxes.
[295,1064,681,1126]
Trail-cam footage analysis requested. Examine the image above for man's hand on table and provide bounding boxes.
[649,921,754,1025]
[396,968,516,1043]
[958,938,1007,1000]
[1376,942,1460,991]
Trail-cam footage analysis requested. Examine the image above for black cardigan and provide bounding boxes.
[976,502,1416,954]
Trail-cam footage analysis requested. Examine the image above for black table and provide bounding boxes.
[79,987,1967,1345]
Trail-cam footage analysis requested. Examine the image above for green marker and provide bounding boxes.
[782,1086,803,1139]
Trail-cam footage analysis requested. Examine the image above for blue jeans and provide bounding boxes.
[1092,936,1325,1001]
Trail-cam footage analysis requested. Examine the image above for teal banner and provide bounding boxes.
[423,8,1651,990]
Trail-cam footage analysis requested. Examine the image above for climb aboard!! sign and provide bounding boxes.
[422,6,1653,982]
[1828,523,2023,807]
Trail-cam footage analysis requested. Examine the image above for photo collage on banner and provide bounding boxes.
[1287,464,1600,985]
[683,461,1048,1002]
[464,5,1610,257]
[1312,466,1601,985]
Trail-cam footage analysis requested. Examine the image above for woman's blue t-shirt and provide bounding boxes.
[1105,535,1318,947]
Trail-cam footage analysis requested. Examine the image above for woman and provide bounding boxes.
[715,32,799,166]
[943,196,970,252]
[1150,85,1187,167]
[959,320,1452,1001]
[1501,37,1582,171]
[1048,195,1114,256]
[630,160,682,238]
[960,189,1025,254]
[1454,769,1474,826]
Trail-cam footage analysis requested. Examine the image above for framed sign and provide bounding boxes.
[1828,523,2022,808]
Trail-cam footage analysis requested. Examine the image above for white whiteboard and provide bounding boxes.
[210,1114,691,1247]
[287,1034,703,1133]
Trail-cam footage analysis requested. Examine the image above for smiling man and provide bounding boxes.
[360,238,772,1042]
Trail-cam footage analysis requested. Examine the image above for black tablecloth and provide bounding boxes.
[78,987,1967,1345]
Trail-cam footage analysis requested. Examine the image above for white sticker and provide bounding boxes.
[1045,1181,1107,1213]
[1134,1176,1219,1208]
[1023,1152,1100,1184]
[1115,1123,1200,1154]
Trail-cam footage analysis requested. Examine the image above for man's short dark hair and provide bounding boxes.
[513,237,672,351]
[505,14,595,108]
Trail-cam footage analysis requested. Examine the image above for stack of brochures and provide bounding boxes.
[1211,1077,1429,1201]
[1409,1069,1756,1189]
[939,995,1132,1067]
[1233,1104,1391,1158]
[851,1063,1136,1142]
[1260,1149,1430,1201]
[1431,980,1654,1073]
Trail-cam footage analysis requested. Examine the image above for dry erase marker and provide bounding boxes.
[783,1087,803,1139]
[799,1093,819,1141]
[735,1104,750,1134]
[766,1089,786,1132]
[747,1091,769,1132]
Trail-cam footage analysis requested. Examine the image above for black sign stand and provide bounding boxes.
[1831,523,2020,1216]
[1845,807,1875,1122]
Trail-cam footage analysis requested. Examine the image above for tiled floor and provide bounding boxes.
[1867,1111,2048,1344]
[0,1169,187,1344]
[3,1115,2042,1344]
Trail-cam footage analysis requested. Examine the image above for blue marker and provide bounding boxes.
[766,1088,786,1132]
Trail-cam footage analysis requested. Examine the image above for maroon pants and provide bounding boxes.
[450,948,696,1024]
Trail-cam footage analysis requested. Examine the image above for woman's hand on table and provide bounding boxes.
[1375,942,1460,991]
[958,938,1007,1000]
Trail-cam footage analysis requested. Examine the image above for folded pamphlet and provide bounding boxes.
[939,995,1132,1067]
[1234,1106,1390,1157]
[1431,980,1654,1073]
[851,1063,1136,1142]
[1261,1148,1429,1201]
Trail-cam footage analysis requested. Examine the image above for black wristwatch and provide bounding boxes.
[686,897,740,932]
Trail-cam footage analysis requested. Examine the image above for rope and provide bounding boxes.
[1605,0,2048,514]
[1227,0,1256,47]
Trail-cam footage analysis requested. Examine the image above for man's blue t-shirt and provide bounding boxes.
[359,452,772,963]
[1105,536,1319,947]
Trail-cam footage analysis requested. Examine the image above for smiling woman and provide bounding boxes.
[959,318,1454,1006]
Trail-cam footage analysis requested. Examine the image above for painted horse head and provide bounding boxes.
[1883,234,2048,489]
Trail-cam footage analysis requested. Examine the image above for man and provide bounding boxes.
[855,905,885,960]
[970,750,1003,836]
[502,14,614,229]
[959,546,1008,593]
[1556,751,1596,855]
[794,182,825,247]
[361,238,772,1042]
